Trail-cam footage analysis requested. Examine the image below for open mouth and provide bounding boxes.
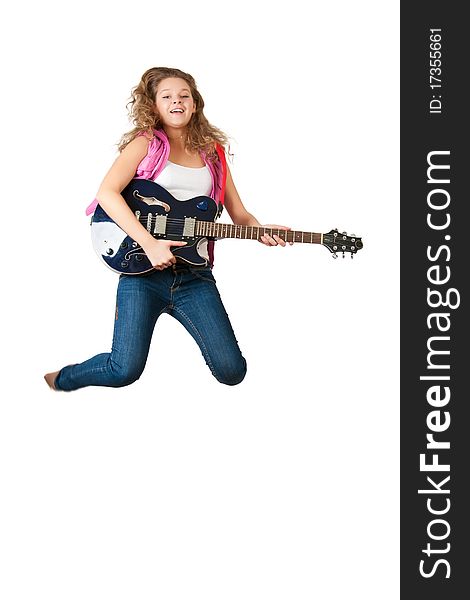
[170,109,184,113]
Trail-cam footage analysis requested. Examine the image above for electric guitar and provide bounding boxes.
[91,179,363,275]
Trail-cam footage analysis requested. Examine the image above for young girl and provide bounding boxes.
[44,67,290,392]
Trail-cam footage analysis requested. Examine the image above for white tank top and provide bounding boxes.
[154,160,212,201]
[153,161,213,262]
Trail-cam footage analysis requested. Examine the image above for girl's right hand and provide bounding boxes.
[142,238,187,270]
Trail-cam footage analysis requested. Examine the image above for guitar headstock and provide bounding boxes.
[322,229,363,258]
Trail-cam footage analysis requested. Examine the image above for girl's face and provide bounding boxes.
[154,77,197,130]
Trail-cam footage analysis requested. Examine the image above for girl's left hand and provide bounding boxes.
[260,224,293,247]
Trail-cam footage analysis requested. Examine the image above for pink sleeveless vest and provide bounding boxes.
[86,129,227,266]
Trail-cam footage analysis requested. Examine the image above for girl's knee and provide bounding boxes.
[213,358,247,386]
[109,360,145,387]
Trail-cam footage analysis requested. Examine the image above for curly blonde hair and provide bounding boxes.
[117,67,229,159]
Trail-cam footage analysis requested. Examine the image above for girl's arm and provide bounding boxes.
[95,136,186,269]
[96,136,156,248]
[223,165,291,247]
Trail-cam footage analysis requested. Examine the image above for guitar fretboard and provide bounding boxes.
[195,222,322,245]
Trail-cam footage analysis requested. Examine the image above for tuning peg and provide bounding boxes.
[332,252,338,259]
[342,231,347,235]
[342,252,345,258]
[351,253,354,259]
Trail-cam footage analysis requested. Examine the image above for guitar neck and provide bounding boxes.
[195,222,323,245]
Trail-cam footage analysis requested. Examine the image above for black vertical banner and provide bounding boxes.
[401,2,468,598]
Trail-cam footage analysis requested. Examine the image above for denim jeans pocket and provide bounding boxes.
[190,267,216,284]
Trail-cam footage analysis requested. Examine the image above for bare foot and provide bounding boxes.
[44,370,60,391]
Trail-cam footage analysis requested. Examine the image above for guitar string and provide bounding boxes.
[132,216,316,231]
[133,217,318,237]
[132,214,321,230]
[135,216,290,230]
[138,225,318,241]
[98,214,321,240]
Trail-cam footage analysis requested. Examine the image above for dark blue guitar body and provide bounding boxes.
[91,179,220,275]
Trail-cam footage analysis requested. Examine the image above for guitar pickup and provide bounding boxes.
[183,217,196,238]
[153,214,167,236]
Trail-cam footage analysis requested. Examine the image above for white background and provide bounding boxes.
[1,1,399,598]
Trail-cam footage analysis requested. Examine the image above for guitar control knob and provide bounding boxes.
[135,255,143,262]
[121,241,128,249]
[106,248,114,256]
[120,261,129,269]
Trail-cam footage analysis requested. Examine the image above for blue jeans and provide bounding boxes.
[55,265,247,391]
